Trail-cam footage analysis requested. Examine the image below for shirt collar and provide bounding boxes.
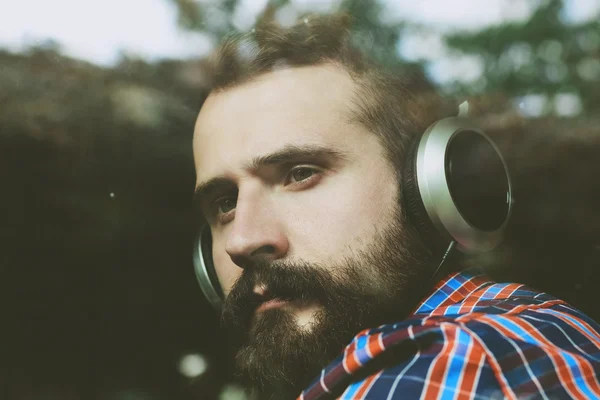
[411,267,495,315]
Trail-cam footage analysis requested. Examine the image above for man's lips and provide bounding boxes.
[256,298,288,313]
[252,283,314,314]
[253,283,288,313]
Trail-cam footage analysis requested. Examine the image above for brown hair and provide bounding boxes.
[205,13,456,175]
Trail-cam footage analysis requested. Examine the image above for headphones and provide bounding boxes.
[193,102,513,309]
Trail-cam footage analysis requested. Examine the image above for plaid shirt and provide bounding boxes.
[299,268,600,399]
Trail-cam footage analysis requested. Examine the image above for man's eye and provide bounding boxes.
[289,166,317,184]
[214,197,237,215]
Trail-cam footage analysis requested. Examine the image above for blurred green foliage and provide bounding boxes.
[446,0,600,113]
[170,0,599,115]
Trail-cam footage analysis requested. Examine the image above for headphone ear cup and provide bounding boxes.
[193,226,224,309]
[404,117,512,254]
[402,139,450,254]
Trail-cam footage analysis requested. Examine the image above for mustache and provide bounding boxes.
[227,258,335,307]
[221,258,350,334]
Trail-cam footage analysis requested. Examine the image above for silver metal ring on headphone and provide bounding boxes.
[193,226,223,309]
[416,117,513,253]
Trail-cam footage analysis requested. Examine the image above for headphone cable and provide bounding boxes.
[431,240,457,283]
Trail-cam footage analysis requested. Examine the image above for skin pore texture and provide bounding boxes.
[193,64,434,398]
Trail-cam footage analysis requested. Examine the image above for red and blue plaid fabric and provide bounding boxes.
[299,268,600,399]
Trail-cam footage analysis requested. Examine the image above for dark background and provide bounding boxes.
[1,0,599,398]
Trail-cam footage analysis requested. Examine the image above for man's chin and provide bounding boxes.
[234,307,342,398]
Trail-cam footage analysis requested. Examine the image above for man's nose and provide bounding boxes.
[224,189,289,268]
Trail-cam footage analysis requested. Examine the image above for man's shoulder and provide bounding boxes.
[376,282,600,375]
[300,283,600,400]
[417,279,565,316]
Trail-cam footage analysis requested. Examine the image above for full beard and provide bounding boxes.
[220,205,435,399]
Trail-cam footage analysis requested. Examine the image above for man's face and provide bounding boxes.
[193,64,432,396]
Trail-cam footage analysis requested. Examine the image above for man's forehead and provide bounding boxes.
[193,64,359,180]
[194,64,355,129]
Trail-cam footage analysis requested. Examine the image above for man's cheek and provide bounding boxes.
[214,257,243,296]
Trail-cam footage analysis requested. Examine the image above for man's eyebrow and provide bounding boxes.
[193,144,349,211]
[243,144,350,170]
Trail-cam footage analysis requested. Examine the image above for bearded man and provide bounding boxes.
[191,13,600,399]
